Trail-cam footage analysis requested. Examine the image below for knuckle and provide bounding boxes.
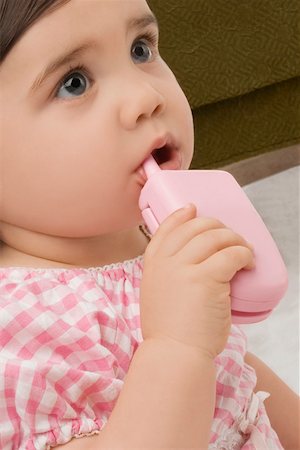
[224,228,241,241]
[223,228,247,246]
[193,216,225,232]
[239,244,251,254]
[159,205,193,230]
[209,217,226,228]
[236,245,251,263]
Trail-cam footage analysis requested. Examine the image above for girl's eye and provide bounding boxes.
[131,40,153,64]
[55,66,91,99]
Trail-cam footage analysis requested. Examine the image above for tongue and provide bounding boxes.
[142,154,162,180]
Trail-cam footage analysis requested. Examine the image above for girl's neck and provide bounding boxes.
[0,224,149,269]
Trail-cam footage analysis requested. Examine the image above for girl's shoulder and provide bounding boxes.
[0,259,145,449]
[0,256,145,365]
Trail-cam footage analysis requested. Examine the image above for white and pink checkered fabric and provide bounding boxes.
[0,256,283,449]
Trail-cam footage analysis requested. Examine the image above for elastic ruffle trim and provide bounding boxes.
[22,417,106,450]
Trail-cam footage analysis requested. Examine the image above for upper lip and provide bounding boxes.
[140,132,179,166]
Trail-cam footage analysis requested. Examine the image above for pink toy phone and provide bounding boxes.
[139,155,288,324]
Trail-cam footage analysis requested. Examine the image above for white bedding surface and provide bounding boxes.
[240,165,299,393]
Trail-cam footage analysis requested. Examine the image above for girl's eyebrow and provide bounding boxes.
[29,12,158,95]
[29,42,98,95]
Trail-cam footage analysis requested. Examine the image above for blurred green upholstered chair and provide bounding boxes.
[148,0,300,174]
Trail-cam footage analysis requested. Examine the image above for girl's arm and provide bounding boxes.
[244,351,300,450]
[56,206,254,450]
[97,339,216,449]
[56,339,216,449]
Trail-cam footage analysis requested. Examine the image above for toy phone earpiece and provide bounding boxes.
[139,155,288,324]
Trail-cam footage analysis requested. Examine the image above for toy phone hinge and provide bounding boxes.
[139,171,187,217]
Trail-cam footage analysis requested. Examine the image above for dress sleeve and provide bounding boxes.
[0,270,136,449]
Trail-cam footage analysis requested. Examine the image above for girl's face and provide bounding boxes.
[0,0,194,238]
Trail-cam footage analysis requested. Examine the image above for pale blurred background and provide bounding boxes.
[239,161,299,393]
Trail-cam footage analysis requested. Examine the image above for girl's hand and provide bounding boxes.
[140,203,255,359]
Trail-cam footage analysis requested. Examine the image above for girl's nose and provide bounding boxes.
[118,77,166,130]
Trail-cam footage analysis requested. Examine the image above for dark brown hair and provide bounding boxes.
[0,0,70,63]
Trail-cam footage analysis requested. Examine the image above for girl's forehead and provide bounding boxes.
[1,0,155,81]
[26,0,152,39]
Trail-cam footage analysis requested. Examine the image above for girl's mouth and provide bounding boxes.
[137,144,182,185]
[152,145,172,165]
[150,143,182,171]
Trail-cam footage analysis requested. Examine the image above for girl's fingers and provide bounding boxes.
[146,203,197,255]
[149,204,228,257]
[147,206,254,277]
[164,216,227,256]
[178,228,254,265]
[200,245,256,283]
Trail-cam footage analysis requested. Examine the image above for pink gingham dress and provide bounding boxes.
[0,256,283,449]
